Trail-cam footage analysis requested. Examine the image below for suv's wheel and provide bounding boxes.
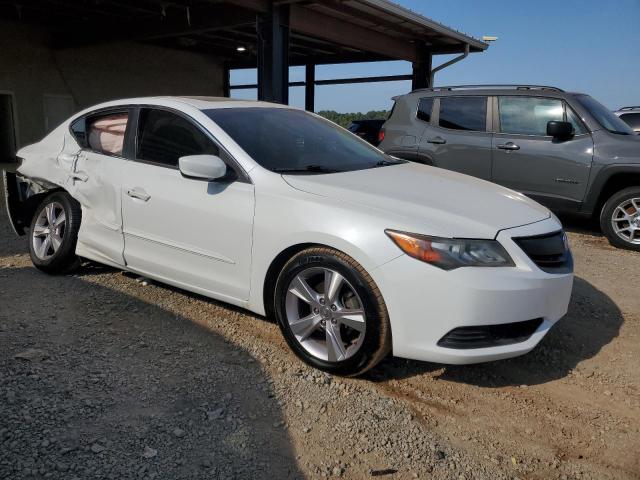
[274,247,391,376]
[29,191,82,274]
[600,187,640,251]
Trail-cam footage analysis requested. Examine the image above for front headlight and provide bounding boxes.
[385,230,515,270]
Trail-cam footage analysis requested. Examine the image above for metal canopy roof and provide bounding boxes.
[0,0,487,67]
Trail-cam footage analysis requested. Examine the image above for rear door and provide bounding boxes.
[121,107,255,301]
[491,96,593,211]
[418,95,492,179]
[59,108,132,265]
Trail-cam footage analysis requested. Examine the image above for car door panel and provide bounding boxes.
[121,162,255,300]
[57,111,130,266]
[418,96,492,180]
[121,107,255,301]
[492,96,593,211]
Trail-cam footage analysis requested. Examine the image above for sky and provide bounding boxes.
[230,0,640,113]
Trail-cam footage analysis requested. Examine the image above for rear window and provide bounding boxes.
[438,96,487,131]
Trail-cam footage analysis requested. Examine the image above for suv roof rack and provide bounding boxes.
[411,84,565,94]
[619,106,640,111]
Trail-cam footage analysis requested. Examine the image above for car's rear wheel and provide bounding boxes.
[29,191,82,274]
[274,247,391,376]
[600,187,640,252]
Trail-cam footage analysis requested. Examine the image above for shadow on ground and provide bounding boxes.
[369,276,623,387]
[0,266,302,480]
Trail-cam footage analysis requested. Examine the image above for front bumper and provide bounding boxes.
[372,217,574,364]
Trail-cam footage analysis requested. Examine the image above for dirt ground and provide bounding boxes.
[1,180,638,479]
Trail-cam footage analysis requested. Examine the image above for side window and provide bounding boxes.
[137,108,218,168]
[86,112,129,156]
[498,97,563,136]
[417,98,434,123]
[566,105,587,135]
[438,96,487,131]
[620,113,640,130]
[70,118,87,148]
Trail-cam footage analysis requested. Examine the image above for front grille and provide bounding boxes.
[513,230,573,273]
[437,318,543,349]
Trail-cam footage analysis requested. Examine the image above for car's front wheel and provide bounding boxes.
[29,191,82,274]
[600,187,640,252]
[274,247,391,376]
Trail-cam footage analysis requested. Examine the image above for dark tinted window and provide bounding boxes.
[438,97,486,131]
[620,113,640,130]
[499,97,564,136]
[70,118,87,147]
[137,109,218,167]
[205,108,396,173]
[417,98,434,123]
[566,106,587,135]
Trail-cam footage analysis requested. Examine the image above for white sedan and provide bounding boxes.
[4,97,574,376]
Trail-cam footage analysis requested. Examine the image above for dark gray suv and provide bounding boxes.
[379,85,640,251]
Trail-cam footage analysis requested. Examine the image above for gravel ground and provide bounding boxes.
[1,180,638,479]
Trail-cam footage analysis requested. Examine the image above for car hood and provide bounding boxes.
[282,162,550,239]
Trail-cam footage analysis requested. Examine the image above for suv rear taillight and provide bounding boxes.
[378,128,385,143]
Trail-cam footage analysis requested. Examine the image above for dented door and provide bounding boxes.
[58,109,131,266]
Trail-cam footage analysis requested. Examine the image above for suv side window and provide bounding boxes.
[566,105,587,135]
[438,96,487,131]
[498,97,565,136]
[417,98,434,123]
[137,108,218,168]
[620,112,640,130]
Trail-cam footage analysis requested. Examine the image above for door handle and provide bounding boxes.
[427,136,447,145]
[127,188,151,202]
[69,172,88,182]
[497,142,520,151]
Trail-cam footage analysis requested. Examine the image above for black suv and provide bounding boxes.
[379,85,640,251]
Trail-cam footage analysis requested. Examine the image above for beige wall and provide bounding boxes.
[0,20,224,149]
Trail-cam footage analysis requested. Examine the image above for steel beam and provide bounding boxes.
[257,3,290,104]
[305,62,315,112]
[412,43,432,90]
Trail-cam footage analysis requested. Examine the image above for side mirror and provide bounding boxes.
[179,155,227,181]
[547,121,574,140]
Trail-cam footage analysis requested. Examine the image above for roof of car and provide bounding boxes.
[78,96,294,115]
[401,85,585,100]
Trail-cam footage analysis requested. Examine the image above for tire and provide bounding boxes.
[600,187,640,252]
[274,247,391,376]
[28,191,82,274]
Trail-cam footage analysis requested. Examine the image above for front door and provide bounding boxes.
[492,96,593,211]
[121,107,255,301]
[418,96,492,180]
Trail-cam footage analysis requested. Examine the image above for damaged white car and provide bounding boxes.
[3,97,574,376]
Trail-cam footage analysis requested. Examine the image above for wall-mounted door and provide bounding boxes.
[0,93,17,162]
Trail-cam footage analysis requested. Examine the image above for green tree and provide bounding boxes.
[316,110,389,128]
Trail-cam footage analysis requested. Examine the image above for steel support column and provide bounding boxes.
[257,3,290,104]
[305,62,315,112]
[223,64,231,98]
[412,44,432,91]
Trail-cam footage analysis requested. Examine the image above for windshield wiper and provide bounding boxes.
[272,165,340,174]
[375,158,406,167]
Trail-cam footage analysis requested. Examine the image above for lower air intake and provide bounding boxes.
[437,318,544,350]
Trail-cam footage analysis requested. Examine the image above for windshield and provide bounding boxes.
[575,95,635,135]
[204,107,399,173]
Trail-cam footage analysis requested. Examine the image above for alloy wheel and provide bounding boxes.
[611,197,640,245]
[32,202,66,260]
[285,267,366,362]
